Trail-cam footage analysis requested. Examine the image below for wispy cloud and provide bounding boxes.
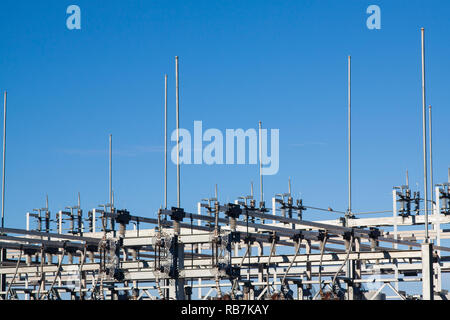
[289,142,328,147]
[59,145,164,157]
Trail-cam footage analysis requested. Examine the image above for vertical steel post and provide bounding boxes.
[392,189,398,249]
[435,186,442,293]
[429,105,433,213]
[164,74,168,209]
[421,28,429,241]
[58,210,63,234]
[0,91,6,299]
[345,56,354,298]
[347,55,352,217]
[109,134,112,208]
[259,121,263,204]
[175,56,180,207]
[1,91,6,229]
[406,169,409,187]
[421,242,434,300]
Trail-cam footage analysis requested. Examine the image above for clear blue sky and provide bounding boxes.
[0,0,449,234]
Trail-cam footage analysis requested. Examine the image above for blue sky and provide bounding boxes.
[0,0,449,240]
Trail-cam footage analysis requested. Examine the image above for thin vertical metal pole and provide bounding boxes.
[164,74,168,209]
[429,105,433,209]
[0,91,6,299]
[45,194,49,236]
[1,91,6,229]
[345,56,354,297]
[406,169,409,187]
[421,28,429,241]
[109,134,112,208]
[176,56,180,207]
[259,121,263,203]
[347,55,352,217]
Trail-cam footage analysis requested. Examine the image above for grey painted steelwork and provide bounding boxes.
[175,56,180,208]
[1,175,450,300]
[0,91,6,298]
[1,91,6,230]
[164,74,168,210]
[421,28,429,242]
[0,31,448,301]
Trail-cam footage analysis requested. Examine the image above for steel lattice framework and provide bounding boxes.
[0,180,449,300]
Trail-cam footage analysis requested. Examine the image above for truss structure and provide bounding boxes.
[0,178,449,300]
